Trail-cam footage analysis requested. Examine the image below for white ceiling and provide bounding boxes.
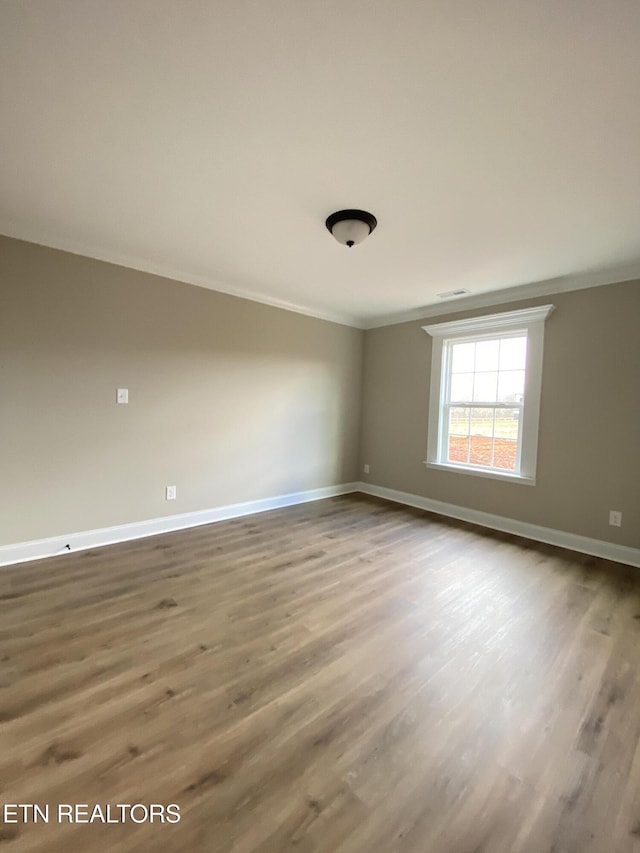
[1,1,640,327]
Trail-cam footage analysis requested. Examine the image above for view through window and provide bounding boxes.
[446,334,527,472]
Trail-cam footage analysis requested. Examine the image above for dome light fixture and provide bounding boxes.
[325,209,377,248]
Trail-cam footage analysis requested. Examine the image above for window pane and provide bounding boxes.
[497,370,525,403]
[448,435,469,463]
[469,408,494,467]
[448,407,470,463]
[451,342,475,373]
[493,439,518,470]
[448,407,470,435]
[494,407,520,441]
[450,372,473,402]
[499,336,527,370]
[473,371,498,402]
[470,407,495,437]
[493,408,518,469]
[475,339,499,372]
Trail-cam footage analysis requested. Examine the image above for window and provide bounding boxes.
[423,305,554,484]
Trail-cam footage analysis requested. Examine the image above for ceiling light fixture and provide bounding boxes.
[325,209,377,248]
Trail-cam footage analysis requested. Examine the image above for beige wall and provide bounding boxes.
[360,281,640,548]
[2,234,638,553]
[0,237,363,545]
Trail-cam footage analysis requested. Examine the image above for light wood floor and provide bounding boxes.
[2,495,640,852]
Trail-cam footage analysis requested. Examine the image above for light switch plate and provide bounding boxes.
[116,388,129,404]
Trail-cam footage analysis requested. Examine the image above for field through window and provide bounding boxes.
[447,406,519,470]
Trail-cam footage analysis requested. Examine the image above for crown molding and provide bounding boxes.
[362,263,640,329]
[3,223,639,332]
[0,223,363,329]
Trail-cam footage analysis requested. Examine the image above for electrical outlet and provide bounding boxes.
[363,463,370,474]
[166,486,177,501]
[116,388,129,404]
[609,510,622,527]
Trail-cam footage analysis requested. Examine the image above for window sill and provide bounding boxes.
[424,460,536,486]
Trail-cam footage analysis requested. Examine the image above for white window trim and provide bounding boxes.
[423,305,555,485]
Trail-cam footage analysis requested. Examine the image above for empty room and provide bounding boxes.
[1,1,639,851]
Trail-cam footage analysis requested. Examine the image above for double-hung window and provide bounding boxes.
[423,305,554,484]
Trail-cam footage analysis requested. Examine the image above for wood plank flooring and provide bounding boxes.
[1,494,640,852]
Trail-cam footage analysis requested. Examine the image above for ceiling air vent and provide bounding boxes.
[436,288,471,299]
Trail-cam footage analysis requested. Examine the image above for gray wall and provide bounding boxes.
[360,282,640,548]
[0,237,363,545]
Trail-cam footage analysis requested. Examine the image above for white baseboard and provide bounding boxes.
[357,482,640,568]
[4,481,637,570]
[0,483,359,567]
